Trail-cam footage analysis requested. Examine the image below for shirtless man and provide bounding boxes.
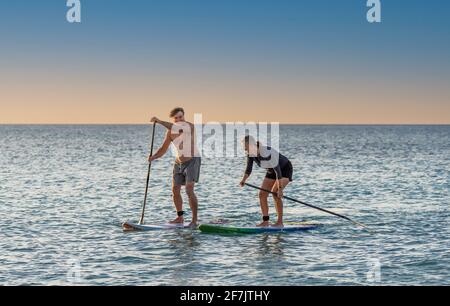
[149,107,201,227]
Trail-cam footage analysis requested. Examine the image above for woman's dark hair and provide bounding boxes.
[243,135,259,146]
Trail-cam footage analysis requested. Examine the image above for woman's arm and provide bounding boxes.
[240,158,253,186]
[240,173,250,187]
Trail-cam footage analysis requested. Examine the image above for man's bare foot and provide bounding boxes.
[169,216,184,224]
[271,222,284,228]
[257,221,270,227]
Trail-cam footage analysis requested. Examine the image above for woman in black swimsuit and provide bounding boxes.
[239,136,293,227]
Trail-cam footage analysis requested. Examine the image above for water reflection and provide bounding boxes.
[256,234,286,257]
[167,231,199,251]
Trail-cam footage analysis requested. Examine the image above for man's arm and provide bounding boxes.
[151,117,173,130]
[148,131,172,162]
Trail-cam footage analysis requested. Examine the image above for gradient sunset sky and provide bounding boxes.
[1,0,449,124]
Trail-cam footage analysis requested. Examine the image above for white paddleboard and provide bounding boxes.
[122,221,192,232]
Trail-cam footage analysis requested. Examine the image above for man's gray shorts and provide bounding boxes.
[173,157,201,186]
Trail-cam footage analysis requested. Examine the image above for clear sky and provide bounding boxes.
[1,0,449,124]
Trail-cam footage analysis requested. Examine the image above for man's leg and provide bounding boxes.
[271,178,290,227]
[170,183,184,224]
[184,157,200,227]
[257,178,275,227]
[185,182,198,226]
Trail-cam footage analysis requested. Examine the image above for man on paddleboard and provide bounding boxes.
[239,136,293,227]
[149,107,201,227]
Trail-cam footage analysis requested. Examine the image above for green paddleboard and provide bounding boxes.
[199,222,321,234]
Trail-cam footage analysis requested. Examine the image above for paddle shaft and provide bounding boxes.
[244,183,370,231]
[139,122,157,225]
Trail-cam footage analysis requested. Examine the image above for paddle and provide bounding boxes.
[244,183,372,232]
[139,122,157,225]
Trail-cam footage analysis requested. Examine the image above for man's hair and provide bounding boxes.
[169,107,185,118]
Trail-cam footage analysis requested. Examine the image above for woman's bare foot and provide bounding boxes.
[271,222,284,228]
[188,221,198,228]
[169,216,184,224]
[257,221,270,227]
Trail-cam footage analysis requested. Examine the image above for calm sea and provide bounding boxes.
[0,125,449,285]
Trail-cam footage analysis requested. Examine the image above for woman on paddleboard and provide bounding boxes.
[239,136,293,227]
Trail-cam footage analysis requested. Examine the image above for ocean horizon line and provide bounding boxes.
[1,123,449,126]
